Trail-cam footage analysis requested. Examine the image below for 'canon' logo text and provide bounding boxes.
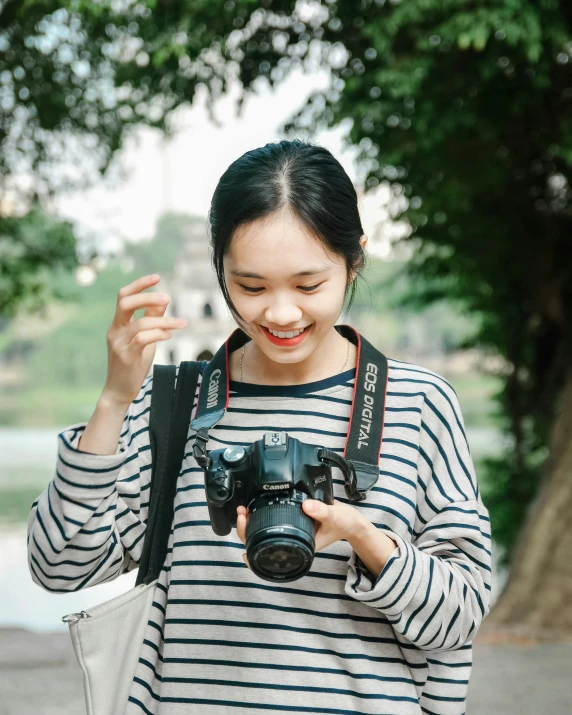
[206,369,221,409]
[262,484,289,490]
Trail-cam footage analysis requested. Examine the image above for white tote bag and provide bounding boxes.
[60,361,201,715]
[62,579,157,715]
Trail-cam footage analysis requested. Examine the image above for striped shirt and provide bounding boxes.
[27,356,492,715]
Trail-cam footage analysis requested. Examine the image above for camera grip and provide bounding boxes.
[207,503,232,536]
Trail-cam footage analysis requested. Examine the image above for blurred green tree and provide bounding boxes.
[0,208,78,318]
[2,0,572,629]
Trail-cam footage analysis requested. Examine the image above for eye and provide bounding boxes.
[299,283,324,292]
[239,282,324,293]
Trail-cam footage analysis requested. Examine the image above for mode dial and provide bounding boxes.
[222,446,246,466]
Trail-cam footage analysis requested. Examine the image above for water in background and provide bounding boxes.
[0,425,507,632]
[0,427,137,632]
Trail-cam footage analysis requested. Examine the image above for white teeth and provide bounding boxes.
[268,327,306,338]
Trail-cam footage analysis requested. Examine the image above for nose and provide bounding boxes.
[264,298,303,326]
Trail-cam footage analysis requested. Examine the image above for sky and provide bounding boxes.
[53,66,409,261]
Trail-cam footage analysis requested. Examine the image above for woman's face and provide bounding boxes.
[223,207,363,366]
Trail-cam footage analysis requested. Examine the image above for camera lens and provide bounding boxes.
[253,540,310,577]
[245,496,315,582]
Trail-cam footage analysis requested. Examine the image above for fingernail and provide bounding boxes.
[305,500,317,514]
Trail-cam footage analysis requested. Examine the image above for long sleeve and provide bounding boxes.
[345,376,492,652]
[26,373,155,593]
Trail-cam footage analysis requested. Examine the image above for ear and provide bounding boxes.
[348,235,368,283]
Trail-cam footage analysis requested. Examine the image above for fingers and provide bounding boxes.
[114,274,171,327]
[302,499,322,518]
[117,274,160,302]
[124,315,187,347]
[116,292,170,326]
[236,506,250,569]
[236,506,248,544]
[110,273,187,350]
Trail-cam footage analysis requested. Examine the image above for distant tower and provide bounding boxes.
[154,221,236,366]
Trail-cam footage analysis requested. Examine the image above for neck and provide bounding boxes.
[237,326,355,386]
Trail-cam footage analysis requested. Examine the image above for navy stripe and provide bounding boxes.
[144,634,427,668]
[142,655,422,686]
[133,672,421,702]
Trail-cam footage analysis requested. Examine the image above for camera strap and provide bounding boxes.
[190,324,388,500]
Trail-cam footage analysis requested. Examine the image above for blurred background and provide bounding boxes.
[1,0,571,713]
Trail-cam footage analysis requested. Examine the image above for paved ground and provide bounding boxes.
[469,636,572,713]
[1,625,571,714]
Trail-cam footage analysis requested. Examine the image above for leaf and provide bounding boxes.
[473,27,489,51]
[457,32,472,50]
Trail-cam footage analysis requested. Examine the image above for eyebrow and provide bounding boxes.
[229,267,332,280]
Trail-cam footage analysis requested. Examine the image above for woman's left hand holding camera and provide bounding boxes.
[236,501,399,579]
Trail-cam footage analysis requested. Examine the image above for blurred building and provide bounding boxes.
[154,222,235,366]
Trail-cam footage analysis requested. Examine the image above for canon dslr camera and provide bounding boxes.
[203,431,337,583]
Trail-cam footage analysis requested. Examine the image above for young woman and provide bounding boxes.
[27,139,492,715]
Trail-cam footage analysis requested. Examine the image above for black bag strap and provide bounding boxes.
[135,360,202,586]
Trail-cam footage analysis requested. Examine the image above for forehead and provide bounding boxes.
[225,209,344,277]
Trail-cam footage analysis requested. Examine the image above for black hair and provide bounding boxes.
[207,138,367,322]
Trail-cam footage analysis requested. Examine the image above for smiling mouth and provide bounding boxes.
[261,325,312,339]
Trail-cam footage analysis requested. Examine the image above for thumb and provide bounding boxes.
[303,499,328,521]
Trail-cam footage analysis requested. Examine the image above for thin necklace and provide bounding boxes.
[240,337,350,382]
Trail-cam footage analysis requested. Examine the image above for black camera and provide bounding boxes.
[202,431,337,583]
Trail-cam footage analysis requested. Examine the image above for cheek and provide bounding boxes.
[228,288,257,321]
[315,283,347,315]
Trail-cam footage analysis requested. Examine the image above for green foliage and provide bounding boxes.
[0,207,78,318]
[0,0,239,199]
[479,447,549,564]
[352,254,479,357]
[25,299,113,389]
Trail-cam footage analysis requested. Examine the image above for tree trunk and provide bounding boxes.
[489,369,572,631]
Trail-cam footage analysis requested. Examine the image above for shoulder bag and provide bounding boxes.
[60,360,202,715]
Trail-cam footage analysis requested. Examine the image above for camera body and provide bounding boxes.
[203,431,335,582]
